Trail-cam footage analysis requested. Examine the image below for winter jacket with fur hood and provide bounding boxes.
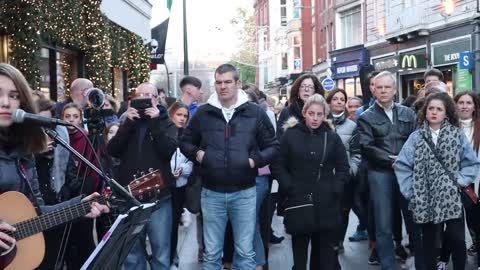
[272,118,349,229]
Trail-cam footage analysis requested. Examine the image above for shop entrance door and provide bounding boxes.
[400,73,424,100]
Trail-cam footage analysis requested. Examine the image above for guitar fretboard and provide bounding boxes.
[8,196,106,240]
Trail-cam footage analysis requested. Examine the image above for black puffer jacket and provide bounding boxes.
[180,101,279,193]
[107,106,177,200]
[272,120,350,229]
[357,102,416,170]
[276,99,303,139]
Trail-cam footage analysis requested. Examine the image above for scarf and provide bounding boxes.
[329,111,347,127]
[410,121,463,224]
[69,130,101,194]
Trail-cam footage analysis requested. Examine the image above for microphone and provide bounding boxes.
[12,109,72,126]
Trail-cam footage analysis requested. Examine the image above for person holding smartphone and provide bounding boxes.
[107,83,178,270]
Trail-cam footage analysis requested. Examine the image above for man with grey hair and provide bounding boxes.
[107,82,178,270]
[55,78,93,116]
[357,71,423,270]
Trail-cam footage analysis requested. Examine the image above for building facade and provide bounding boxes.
[366,0,478,98]
[0,0,151,102]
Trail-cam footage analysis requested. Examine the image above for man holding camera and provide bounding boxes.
[107,82,178,270]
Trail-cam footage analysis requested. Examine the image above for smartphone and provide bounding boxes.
[130,98,152,119]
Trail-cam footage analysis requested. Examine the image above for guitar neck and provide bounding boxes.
[12,196,106,241]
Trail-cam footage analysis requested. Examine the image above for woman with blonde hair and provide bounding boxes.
[273,94,349,270]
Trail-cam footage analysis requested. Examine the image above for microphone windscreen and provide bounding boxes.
[11,109,25,123]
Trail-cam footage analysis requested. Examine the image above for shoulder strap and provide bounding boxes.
[316,132,328,181]
[420,133,460,188]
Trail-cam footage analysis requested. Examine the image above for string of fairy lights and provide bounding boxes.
[0,0,150,95]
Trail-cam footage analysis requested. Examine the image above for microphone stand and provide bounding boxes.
[44,128,141,206]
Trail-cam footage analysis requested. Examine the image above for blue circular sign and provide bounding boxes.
[321,78,335,91]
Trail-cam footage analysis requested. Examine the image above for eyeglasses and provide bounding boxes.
[135,92,158,98]
[300,85,315,90]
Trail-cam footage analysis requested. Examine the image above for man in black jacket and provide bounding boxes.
[357,71,422,270]
[107,82,177,270]
[181,64,279,270]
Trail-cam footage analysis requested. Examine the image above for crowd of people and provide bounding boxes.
[1,61,480,270]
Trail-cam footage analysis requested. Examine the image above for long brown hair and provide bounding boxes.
[0,63,47,154]
[454,91,480,152]
[289,74,325,105]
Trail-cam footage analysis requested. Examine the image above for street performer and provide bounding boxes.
[0,63,109,251]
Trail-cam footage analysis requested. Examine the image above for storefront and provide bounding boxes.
[397,47,428,99]
[330,45,368,97]
[38,47,84,101]
[431,36,472,95]
[0,1,149,103]
[371,54,399,73]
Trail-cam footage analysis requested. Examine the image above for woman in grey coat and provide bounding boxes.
[394,93,480,270]
[326,88,364,253]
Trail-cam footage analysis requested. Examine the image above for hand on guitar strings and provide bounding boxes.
[82,192,110,219]
[0,221,15,250]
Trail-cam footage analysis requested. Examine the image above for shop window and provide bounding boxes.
[339,6,362,48]
[337,79,344,91]
[39,47,78,101]
[39,48,50,95]
[0,35,10,63]
[57,50,78,102]
[113,68,124,100]
[355,77,362,96]
[345,78,355,97]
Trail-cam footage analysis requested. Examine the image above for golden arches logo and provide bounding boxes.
[401,55,417,69]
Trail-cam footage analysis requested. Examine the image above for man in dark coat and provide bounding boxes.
[107,82,177,270]
[181,64,279,270]
[357,71,423,270]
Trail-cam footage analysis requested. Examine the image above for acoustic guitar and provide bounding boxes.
[0,169,165,270]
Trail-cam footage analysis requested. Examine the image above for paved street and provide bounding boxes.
[174,211,479,270]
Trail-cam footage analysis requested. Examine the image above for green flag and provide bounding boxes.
[167,0,173,11]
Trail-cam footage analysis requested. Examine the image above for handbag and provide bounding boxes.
[283,132,327,235]
[421,133,478,209]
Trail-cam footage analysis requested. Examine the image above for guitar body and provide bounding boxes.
[0,192,45,270]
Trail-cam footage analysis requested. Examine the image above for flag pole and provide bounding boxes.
[183,0,189,75]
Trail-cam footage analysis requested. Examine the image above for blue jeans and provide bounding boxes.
[123,198,172,270]
[202,186,257,270]
[368,169,424,270]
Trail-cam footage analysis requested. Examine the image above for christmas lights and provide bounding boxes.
[0,0,150,95]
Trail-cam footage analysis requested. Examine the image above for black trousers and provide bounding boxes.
[339,177,368,242]
[170,186,187,264]
[292,229,338,270]
[421,217,466,270]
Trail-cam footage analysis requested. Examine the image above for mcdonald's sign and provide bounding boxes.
[398,49,427,70]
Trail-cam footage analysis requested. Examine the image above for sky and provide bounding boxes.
[150,0,253,63]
